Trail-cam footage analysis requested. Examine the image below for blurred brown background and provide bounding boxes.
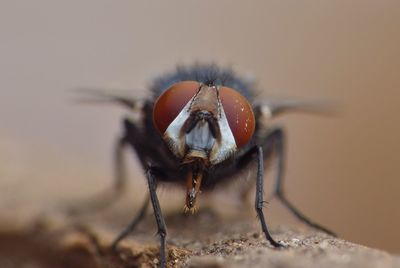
[0,1,399,253]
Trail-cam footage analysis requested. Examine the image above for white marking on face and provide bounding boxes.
[209,100,237,164]
[163,96,194,158]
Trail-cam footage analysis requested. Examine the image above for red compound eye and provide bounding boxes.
[219,87,255,147]
[153,81,199,134]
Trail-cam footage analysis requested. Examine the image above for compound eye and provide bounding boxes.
[219,87,255,147]
[153,81,199,134]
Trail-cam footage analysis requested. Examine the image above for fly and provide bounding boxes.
[77,64,335,267]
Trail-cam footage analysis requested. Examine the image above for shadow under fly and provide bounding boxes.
[76,64,335,268]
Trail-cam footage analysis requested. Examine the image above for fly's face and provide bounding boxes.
[152,81,256,211]
[153,81,256,166]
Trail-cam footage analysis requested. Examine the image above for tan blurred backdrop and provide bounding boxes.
[0,1,399,253]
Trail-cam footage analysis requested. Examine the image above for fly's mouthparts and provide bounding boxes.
[184,169,203,213]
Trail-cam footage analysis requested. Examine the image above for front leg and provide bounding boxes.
[146,166,167,268]
[233,145,283,247]
[252,146,283,247]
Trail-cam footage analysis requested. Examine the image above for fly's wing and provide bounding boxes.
[72,88,147,112]
[254,99,338,120]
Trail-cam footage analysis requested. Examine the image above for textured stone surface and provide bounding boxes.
[0,207,398,268]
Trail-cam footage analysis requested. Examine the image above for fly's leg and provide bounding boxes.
[263,128,336,236]
[235,145,282,246]
[112,166,167,267]
[146,166,167,267]
[239,152,273,206]
[111,194,150,250]
[253,146,283,247]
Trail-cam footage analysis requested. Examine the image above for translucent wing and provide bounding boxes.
[72,87,147,112]
[254,98,338,120]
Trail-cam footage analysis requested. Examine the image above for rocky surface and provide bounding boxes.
[0,205,398,268]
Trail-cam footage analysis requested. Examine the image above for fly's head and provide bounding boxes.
[152,81,255,210]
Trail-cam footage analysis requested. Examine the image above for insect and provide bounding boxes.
[78,64,335,267]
